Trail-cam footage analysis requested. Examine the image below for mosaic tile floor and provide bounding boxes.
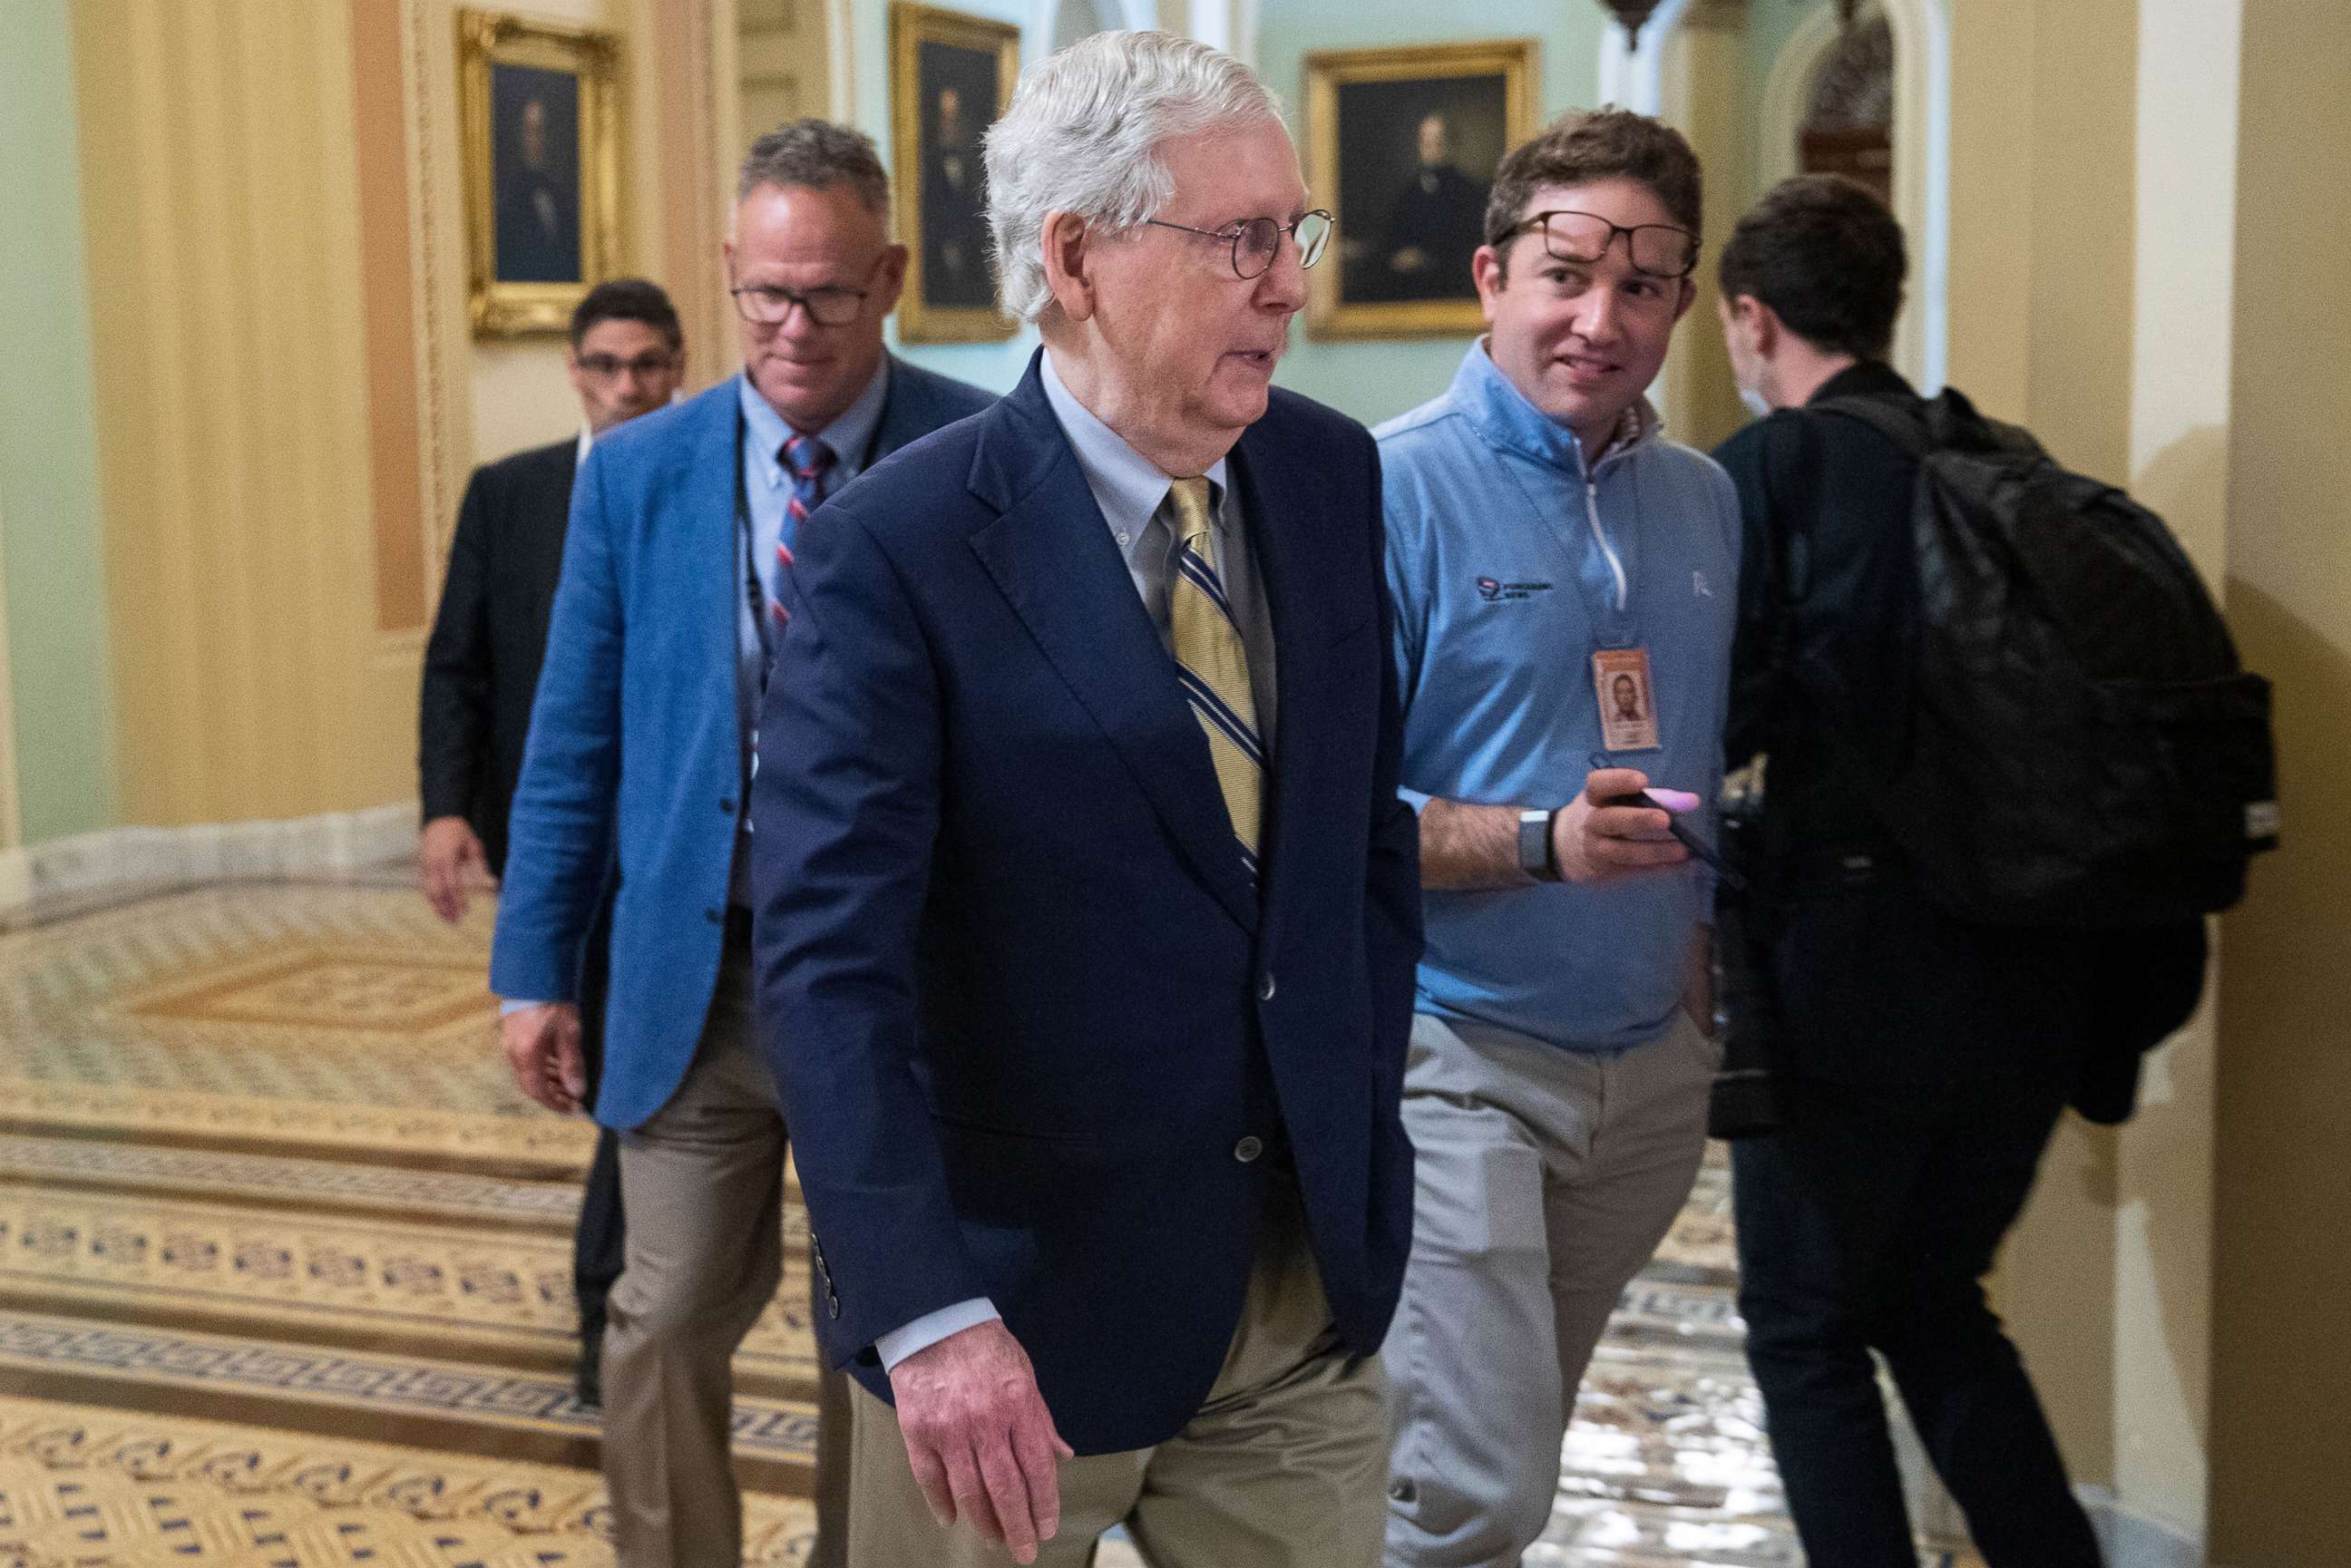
[0,876,1982,1566]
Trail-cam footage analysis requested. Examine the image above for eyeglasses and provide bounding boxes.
[728,259,883,328]
[1493,209,1699,278]
[1143,209,1334,280]
[575,351,678,380]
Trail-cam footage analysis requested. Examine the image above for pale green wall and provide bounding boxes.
[869,1,1612,425]
[1256,0,1608,424]
[856,0,1042,396]
[0,0,118,843]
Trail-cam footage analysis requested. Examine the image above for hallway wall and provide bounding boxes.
[2210,1,2351,1558]
[0,0,119,847]
[72,0,410,829]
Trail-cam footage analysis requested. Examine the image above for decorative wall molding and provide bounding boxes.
[0,804,416,922]
[406,0,466,577]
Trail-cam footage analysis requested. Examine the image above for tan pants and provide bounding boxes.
[847,1176,1388,1568]
[602,940,847,1566]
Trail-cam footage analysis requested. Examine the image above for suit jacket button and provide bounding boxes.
[705,908,723,925]
[1234,1135,1264,1164]
[1257,973,1277,1002]
[719,797,735,813]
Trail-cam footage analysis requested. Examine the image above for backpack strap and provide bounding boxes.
[1811,393,1935,458]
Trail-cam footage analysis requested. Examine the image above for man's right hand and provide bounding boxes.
[501,1002,586,1115]
[887,1319,1075,1564]
[1552,768,1692,884]
[419,816,492,923]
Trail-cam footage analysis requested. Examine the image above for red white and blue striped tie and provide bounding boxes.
[769,434,834,627]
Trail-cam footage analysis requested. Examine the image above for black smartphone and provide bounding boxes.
[1587,752,1743,890]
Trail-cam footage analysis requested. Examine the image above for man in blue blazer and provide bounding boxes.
[750,34,1422,1568]
[489,120,990,1568]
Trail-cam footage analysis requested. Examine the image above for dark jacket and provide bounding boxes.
[1714,363,2096,1087]
[420,437,578,874]
[749,354,1424,1455]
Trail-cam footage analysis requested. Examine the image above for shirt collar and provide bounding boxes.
[1451,337,1660,477]
[737,358,893,488]
[1039,347,1230,536]
[575,424,593,466]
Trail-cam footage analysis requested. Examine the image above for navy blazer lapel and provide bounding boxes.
[966,365,1260,934]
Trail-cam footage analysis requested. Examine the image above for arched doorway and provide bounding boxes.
[1753,0,1949,390]
[1800,12,1894,207]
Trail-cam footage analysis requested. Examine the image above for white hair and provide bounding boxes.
[982,30,1285,324]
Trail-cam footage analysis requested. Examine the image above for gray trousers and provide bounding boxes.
[1381,1010,1715,1567]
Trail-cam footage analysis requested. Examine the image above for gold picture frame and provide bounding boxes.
[1305,39,1538,340]
[458,9,625,337]
[890,2,1020,343]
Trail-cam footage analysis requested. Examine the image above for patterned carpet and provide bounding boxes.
[0,874,1978,1566]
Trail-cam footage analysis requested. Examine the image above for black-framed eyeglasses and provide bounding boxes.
[729,258,883,327]
[575,350,678,380]
[1494,209,1699,278]
[1143,209,1333,280]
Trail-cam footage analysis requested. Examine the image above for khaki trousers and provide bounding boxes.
[847,1176,1388,1568]
[603,940,847,1565]
[1381,1010,1715,1567]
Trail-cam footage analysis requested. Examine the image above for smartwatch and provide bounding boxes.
[1517,807,1564,882]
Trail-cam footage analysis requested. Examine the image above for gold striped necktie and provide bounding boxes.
[1166,476,1263,879]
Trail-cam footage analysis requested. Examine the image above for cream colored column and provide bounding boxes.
[2107,0,2241,1548]
[1946,0,2135,1496]
[1658,0,1751,453]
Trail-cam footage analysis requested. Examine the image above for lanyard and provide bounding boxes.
[736,409,773,670]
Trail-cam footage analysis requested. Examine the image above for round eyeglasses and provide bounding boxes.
[1144,209,1334,280]
[1494,209,1700,278]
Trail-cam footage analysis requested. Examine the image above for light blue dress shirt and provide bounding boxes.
[728,363,890,907]
[1378,340,1741,1054]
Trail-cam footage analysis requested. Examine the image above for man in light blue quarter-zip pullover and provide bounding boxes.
[1374,110,1741,1568]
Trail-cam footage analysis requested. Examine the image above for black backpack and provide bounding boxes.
[1814,389,2278,930]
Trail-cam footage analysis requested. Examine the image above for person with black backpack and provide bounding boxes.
[1709,175,2275,1568]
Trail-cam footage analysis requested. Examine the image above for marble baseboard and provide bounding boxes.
[2083,1491,2203,1568]
[0,801,415,920]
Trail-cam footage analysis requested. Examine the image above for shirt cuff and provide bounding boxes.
[499,998,554,1016]
[875,1298,1001,1372]
[1398,786,1433,816]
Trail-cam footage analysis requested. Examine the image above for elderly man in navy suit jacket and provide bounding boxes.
[488,120,991,1568]
[750,32,1422,1568]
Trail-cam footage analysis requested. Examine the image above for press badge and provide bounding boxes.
[1594,648,1661,753]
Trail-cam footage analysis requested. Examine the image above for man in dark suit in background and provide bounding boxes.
[752,32,1419,1568]
[417,277,683,1407]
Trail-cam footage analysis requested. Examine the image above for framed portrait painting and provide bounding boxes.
[459,9,625,336]
[1304,40,1537,340]
[890,2,1019,343]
